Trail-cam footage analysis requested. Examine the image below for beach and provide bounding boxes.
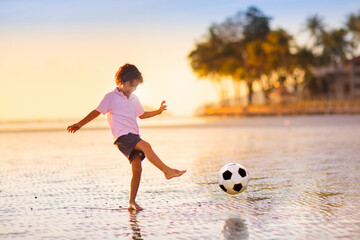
[1,115,360,239]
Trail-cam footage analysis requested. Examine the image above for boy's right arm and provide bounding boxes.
[67,109,100,133]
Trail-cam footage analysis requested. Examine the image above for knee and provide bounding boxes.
[137,140,152,151]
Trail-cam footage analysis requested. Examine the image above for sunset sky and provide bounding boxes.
[0,0,359,120]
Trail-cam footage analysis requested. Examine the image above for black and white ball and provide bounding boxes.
[218,163,249,194]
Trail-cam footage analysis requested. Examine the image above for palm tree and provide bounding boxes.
[305,14,325,53]
[320,28,351,65]
[346,10,360,54]
[292,47,316,96]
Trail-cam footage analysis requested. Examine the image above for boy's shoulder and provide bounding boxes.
[103,89,117,98]
[98,90,117,105]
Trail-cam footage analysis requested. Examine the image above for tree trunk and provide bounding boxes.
[233,80,241,106]
[247,81,253,106]
[211,76,227,106]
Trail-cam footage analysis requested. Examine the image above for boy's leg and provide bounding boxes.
[128,155,143,211]
[134,140,186,180]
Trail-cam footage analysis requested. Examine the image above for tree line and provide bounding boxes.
[188,6,360,105]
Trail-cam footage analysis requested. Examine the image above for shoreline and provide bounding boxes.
[197,103,360,117]
[1,114,359,133]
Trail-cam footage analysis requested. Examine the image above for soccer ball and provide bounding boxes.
[218,163,249,195]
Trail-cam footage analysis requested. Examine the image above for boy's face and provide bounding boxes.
[121,79,142,96]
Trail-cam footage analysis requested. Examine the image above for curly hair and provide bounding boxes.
[115,63,143,85]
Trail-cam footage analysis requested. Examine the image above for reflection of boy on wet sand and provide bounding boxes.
[67,63,186,211]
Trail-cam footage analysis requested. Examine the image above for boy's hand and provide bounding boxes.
[67,123,82,133]
[158,100,167,114]
[139,101,167,119]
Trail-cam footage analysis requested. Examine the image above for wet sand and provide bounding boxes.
[1,115,360,239]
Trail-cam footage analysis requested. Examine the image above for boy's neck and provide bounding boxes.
[117,87,131,98]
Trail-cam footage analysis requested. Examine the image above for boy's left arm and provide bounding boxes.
[139,100,167,119]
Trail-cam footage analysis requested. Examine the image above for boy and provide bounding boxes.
[67,63,186,211]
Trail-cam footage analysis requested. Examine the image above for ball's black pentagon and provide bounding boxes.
[238,168,247,177]
[233,183,243,192]
[222,170,232,180]
[219,185,227,192]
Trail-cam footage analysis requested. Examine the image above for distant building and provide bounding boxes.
[313,56,360,100]
[269,88,297,104]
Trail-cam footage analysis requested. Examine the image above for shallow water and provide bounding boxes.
[1,115,360,239]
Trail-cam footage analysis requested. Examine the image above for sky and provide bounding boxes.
[0,0,359,120]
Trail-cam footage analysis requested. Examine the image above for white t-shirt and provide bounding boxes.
[96,88,145,140]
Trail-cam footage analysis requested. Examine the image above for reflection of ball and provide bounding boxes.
[218,163,249,195]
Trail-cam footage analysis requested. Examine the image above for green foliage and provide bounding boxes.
[243,6,271,42]
[320,28,352,65]
[346,10,360,49]
[188,6,360,105]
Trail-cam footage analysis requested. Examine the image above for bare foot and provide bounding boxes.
[128,202,143,212]
[164,169,186,180]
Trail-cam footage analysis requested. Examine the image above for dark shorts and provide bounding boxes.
[114,133,146,163]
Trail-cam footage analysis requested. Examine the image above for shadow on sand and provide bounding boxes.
[222,216,249,240]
